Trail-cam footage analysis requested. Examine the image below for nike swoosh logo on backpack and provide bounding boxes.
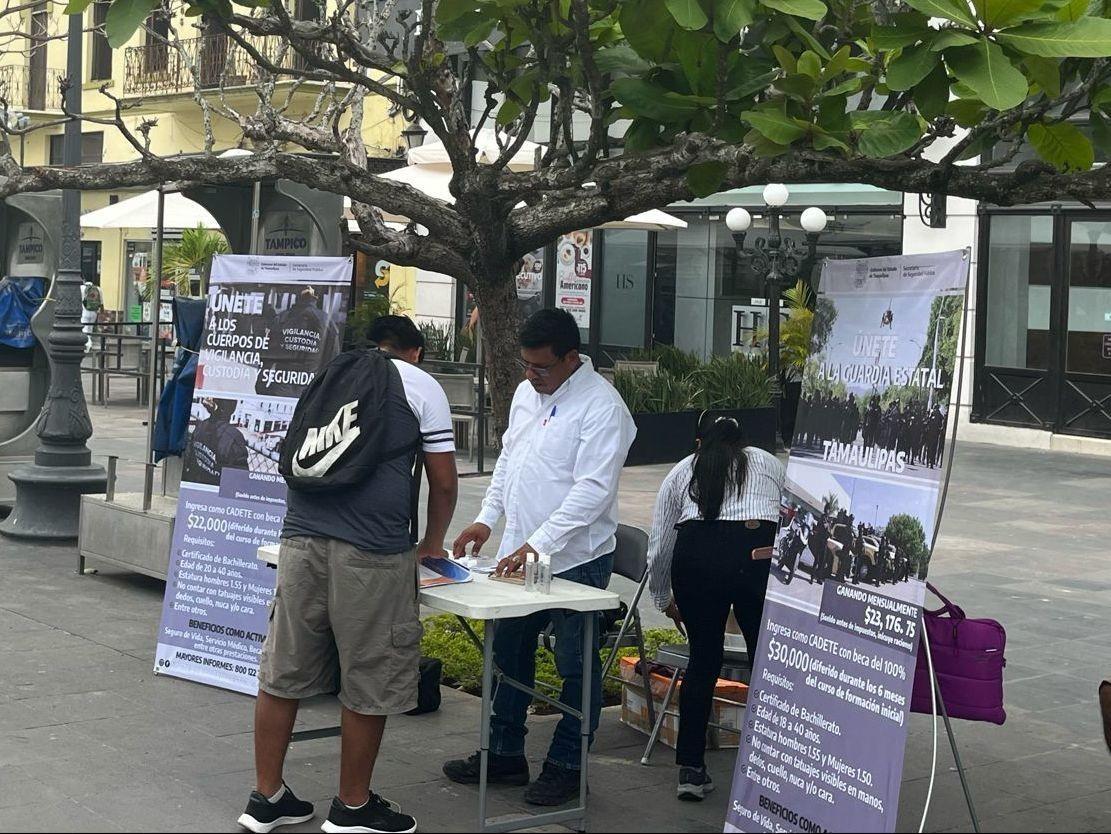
[292,400,360,478]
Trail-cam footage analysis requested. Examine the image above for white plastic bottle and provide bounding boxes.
[538,553,552,595]
[524,554,539,592]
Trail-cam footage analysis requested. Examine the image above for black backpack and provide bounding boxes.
[278,349,417,493]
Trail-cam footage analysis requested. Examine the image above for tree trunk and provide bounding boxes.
[473,271,523,438]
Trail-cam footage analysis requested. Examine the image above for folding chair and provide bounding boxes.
[540,524,656,727]
[639,643,752,765]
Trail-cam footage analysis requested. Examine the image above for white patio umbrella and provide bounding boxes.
[407,129,542,171]
[80,189,220,230]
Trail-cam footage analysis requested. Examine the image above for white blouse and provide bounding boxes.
[646,447,786,610]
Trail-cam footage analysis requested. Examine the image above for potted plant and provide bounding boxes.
[690,354,777,452]
[614,370,700,466]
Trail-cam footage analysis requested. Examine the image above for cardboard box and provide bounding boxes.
[618,656,747,750]
[617,655,749,704]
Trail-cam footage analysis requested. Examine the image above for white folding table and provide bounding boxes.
[257,544,620,833]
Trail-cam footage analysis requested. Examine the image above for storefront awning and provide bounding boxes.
[675,183,902,209]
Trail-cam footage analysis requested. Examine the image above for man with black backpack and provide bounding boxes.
[238,316,458,834]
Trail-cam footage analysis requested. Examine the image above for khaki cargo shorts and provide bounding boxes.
[258,535,422,716]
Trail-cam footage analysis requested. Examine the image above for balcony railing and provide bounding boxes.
[0,65,66,111]
[124,34,324,98]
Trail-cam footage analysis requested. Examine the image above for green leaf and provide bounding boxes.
[823,76,863,96]
[797,50,822,79]
[106,0,161,47]
[871,25,929,49]
[904,0,977,27]
[611,78,706,121]
[913,62,951,120]
[1024,55,1061,96]
[675,30,717,94]
[760,0,828,21]
[624,118,663,151]
[621,0,679,62]
[687,161,728,197]
[851,110,925,156]
[496,99,523,127]
[945,40,1029,110]
[741,105,808,144]
[714,0,756,41]
[437,0,478,23]
[773,45,798,73]
[813,130,850,151]
[725,69,778,99]
[774,73,819,98]
[1090,110,1111,157]
[785,16,831,58]
[1028,121,1095,170]
[976,0,1054,27]
[929,29,979,50]
[817,93,851,132]
[744,128,791,157]
[666,0,709,29]
[996,17,1111,57]
[823,44,852,77]
[1055,0,1090,21]
[64,0,95,13]
[947,98,988,126]
[594,45,652,75]
[887,44,940,91]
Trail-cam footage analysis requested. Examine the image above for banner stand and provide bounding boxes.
[920,261,981,834]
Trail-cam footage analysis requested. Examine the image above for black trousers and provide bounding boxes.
[670,519,776,768]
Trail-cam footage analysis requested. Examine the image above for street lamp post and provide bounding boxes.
[725,185,827,443]
[1,12,106,540]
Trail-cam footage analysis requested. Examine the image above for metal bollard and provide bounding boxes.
[142,462,155,512]
[105,456,118,502]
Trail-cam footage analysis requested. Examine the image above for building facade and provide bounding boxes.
[0,1,406,315]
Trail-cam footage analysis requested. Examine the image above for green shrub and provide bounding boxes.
[420,614,685,706]
[613,369,696,414]
[691,353,774,410]
[652,345,702,379]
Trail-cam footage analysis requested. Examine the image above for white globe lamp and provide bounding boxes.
[725,207,752,233]
[763,183,789,208]
[800,206,828,234]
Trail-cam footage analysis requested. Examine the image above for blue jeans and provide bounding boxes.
[488,552,613,771]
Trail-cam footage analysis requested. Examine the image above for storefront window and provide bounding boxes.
[599,230,648,348]
[1067,220,1111,375]
[983,215,1053,370]
[125,240,153,322]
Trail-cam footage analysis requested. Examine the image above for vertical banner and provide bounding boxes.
[726,251,968,833]
[154,255,351,695]
[555,230,593,328]
[515,248,545,318]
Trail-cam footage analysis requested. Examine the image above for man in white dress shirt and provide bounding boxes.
[443,308,636,806]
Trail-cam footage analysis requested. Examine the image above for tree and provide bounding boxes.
[2,0,1110,428]
[884,512,929,576]
[822,492,840,515]
[160,226,230,296]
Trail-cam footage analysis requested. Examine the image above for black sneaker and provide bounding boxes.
[442,750,530,786]
[523,761,584,806]
[321,794,416,834]
[237,785,314,833]
[677,766,715,801]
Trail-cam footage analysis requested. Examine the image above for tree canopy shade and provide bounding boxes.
[2,0,1110,424]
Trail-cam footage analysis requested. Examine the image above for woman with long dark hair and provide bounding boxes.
[646,413,785,801]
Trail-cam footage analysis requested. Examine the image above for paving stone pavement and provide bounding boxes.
[0,402,1109,832]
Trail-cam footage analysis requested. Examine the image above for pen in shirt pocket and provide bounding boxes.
[543,405,557,426]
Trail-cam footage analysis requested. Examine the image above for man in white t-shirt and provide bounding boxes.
[241,316,458,834]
